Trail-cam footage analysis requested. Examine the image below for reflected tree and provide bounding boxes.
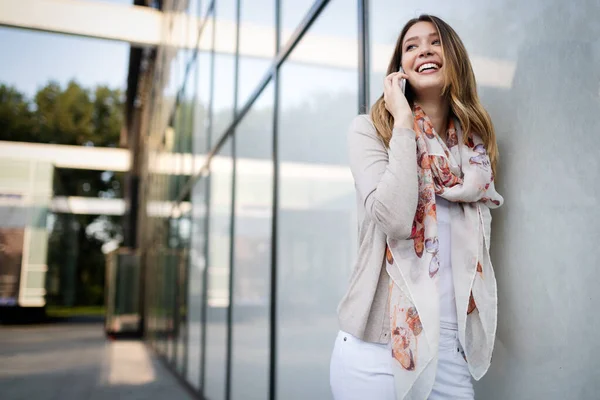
[0,80,123,146]
[0,80,125,307]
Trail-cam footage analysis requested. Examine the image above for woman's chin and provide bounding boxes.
[411,83,445,100]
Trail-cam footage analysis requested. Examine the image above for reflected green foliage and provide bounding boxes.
[0,80,125,308]
[54,168,123,198]
[175,99,195,152]
[0,80,123,146]
[0,85,36,140]
[46,213,121,307]
[46,305,105,318]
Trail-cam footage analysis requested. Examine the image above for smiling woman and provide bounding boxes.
[331,14,503,400]
[402,29,444,87]
[370,16,498,172]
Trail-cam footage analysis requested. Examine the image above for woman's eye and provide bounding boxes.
[406,44,416,51]
[432,39,441,45]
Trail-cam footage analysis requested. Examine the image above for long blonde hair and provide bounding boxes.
[370,14,498,177]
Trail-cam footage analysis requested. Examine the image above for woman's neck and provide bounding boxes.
[415,95,450,140]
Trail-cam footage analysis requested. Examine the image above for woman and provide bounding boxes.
[330,15,503,400]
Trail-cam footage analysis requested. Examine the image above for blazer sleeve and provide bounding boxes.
[347,115,419,240]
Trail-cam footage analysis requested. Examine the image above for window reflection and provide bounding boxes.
[186,179,208,389]
[276,1,358,399]
[237,0,276,108]
[0,27,128,97]
[230,82,274,400]
[175,206,191,375]
[280,0,320,46]
[194,13,214,159]
[204,139,233,400]
[211,0,238,144]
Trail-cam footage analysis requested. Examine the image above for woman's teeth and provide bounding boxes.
[418,63,439,73]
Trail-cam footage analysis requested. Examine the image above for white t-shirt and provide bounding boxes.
[435,196,459,329]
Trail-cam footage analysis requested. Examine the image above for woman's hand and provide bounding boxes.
[383,72,413,130]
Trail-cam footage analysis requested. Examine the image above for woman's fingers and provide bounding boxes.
[384,73,394,91]
[391,73,400,90]
[386,72,397,83]
[384,71,409,115]
[387,71,408,79]
[386,72,408,91]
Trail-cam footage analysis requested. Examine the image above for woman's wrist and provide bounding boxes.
[393,114,414,131]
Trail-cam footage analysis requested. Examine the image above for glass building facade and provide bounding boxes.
[141,0,600,399]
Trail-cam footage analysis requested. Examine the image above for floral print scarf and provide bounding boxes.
[385,104,503,399]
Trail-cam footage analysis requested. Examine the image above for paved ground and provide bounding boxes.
[0,321,195,400]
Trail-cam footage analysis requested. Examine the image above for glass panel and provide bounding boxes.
[163,48,186,120]
[145,249,155,346]
[211,0,238,143]
[109,252,140,328]
[237,0,276,108]
[365,0,600,399]
[204,139,233,400]
[280,5,357,165]
[184,0,198,16]
[0,27,128,101]
[169,109,183,201]
[178,55,196,189]
[230,82,274,400]
[165,218,179,364]
[174,207,190,374]
[157,248,168,356]
[186,178,208,389]
[280,0,318,46]
[200,0,211,17]
[194,18,214,159]
[276,1,358,399]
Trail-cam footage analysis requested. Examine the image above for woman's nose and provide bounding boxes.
[418,43,433,57]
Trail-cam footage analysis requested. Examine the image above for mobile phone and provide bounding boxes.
[399,67,406,94]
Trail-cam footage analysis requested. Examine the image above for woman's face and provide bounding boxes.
[400,21,445,98]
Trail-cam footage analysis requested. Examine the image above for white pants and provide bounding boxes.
[330,328,474,400]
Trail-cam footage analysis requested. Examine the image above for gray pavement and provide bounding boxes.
[0,321,195,400]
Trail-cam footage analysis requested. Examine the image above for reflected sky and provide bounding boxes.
[0,1,359,107]
[0,27,129,95]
